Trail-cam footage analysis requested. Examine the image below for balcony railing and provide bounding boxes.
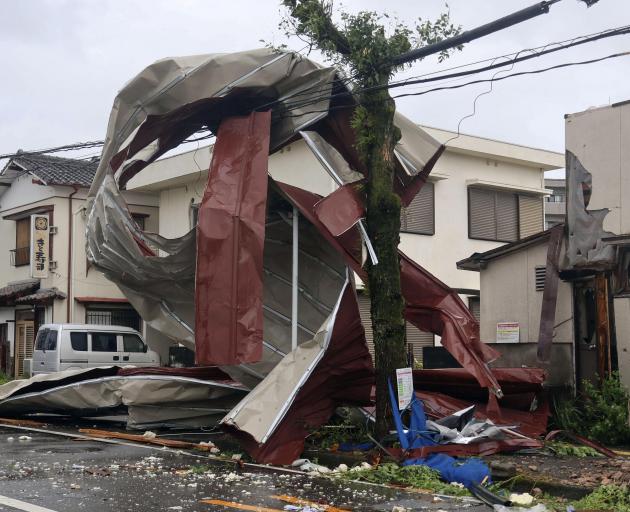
[10,247,30,267]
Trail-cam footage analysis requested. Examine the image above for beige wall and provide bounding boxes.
[479,241,573,345]
[566,102,630,235]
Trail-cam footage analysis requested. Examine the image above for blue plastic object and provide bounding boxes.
[403,453,491,489]
[338,441,375,452]
[387,378,491,489]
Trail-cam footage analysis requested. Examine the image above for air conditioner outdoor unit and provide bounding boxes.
[49,260,58,271]
[23,358,33,378]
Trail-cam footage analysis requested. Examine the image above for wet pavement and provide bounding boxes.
[0,427,487,511]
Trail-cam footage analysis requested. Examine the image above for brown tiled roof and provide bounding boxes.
[9,154,99,187]
[15,287,66,305]
[0,279,40,305]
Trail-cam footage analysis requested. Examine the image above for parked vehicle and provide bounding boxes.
[31,324,160,375]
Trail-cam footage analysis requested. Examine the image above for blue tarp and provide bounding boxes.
[388,379,491,489]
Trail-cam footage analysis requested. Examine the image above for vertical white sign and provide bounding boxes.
[30,214,49,279]
[395,367,414,410]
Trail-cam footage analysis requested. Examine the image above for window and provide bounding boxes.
[131,214,147,231]
[469,188,518,242]
[91,332,117,352]
[190,203,200,229]
[469,188,543,242]
[70,332,88,351]
[86,306,141,331]
[35,329,49,350]
[14,218,30,266]
[45,330,58,351]
[123,334,145,353]
[545,189,565,203]
[468,297,481,322]
[401,181,434,235]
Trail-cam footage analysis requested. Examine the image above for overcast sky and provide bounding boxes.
[0,0,627,168]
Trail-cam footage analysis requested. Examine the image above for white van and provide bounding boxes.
[32,324,160,375]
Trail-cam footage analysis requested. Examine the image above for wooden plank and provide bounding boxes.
[77,428,211,451]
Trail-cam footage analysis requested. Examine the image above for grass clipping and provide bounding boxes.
[572,484,630,511]
[336,463,469,496]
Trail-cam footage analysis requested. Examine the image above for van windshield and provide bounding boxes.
[123,334,145,353]
[46,330,58,351]
[35,329,49,351]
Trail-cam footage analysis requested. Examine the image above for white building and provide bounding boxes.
[0,154,159,377]
[127,125,563,360]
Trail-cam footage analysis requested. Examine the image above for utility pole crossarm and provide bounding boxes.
[393,0,563,66]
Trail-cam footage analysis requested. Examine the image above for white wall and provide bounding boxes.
[479,241,573,345]
[566,102,630,235]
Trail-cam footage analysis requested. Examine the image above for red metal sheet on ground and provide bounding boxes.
[195,112,271,365]
[224,284,374,465]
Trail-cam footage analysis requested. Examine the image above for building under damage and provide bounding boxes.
[459,100,630,391]
[0,49,549,464]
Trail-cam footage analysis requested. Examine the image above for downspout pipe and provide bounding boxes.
[66,186,79,322]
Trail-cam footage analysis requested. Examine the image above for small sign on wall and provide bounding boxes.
[30,214,49,279]
[496,322,520,343]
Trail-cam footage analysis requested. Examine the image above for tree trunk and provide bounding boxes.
[356,88,407,438]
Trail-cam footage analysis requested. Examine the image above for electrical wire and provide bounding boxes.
[2,25,628,161]
[271,24,630,115]
[271,50,630,121]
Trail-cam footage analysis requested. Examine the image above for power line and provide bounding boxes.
[2,24,627,161]
[271,25,630,115]
[271,50,630,121]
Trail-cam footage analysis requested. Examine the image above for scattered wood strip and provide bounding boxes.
[200,500,283,511]
[0,417,47,428]
[273,494,350,511]
[78,428,210,451]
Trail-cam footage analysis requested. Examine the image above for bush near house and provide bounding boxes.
[552,372,630,446]
[0,372,10,385]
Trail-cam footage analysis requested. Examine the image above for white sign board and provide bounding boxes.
[30,214,49,279]
[395,367,414,410]
[496,322,520,343]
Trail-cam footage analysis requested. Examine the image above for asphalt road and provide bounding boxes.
[0,427,486,512]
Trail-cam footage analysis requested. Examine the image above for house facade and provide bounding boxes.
[457,100,630,390]
[0,154,159,377]
[127,124,563,360]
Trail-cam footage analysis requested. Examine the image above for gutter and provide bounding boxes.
[66,186,79,322]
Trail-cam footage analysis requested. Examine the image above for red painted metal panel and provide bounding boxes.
[195,112,271,365]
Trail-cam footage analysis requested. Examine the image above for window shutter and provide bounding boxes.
[469,188,496,240]
[496,192,518,242]
[519,195,543,238]
[405,322,434,364]
[469,297,481,322]
[404,182,434,235]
